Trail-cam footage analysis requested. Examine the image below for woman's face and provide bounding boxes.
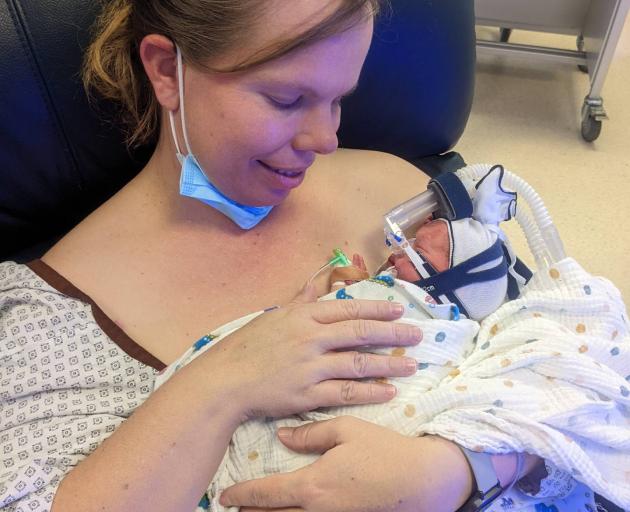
[179,1,374,206]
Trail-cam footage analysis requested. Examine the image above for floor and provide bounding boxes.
[454,18,630,304]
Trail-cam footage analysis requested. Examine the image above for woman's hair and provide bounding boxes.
[83,0,384,148]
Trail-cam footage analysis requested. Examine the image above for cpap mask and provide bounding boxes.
[384,164,566,319]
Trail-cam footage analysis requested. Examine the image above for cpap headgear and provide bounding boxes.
[385,165,533,321]
[168,45,274,229]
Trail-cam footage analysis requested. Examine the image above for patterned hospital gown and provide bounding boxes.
[2,259,629,512]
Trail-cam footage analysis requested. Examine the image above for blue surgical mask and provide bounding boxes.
[168,45,273,229]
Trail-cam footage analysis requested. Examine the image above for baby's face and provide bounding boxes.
[388,219,450,282]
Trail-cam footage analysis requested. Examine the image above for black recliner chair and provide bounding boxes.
[0,0,476,262]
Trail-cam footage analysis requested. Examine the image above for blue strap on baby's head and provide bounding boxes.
[429,171,473,221]
[413,239,507,299]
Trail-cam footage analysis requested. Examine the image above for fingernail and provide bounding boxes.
[278,427,292,440]
[410,327,423,342]
[392,303,404,315]
[404,358,418,372]
[219,492,232,506]
[385,384,397,397]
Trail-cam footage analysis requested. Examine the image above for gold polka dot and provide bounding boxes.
[503,380,514,388]
[472,445,484,453]
[248,451,259,461]
[404,404,416,417]
[563,434,574,443]
[490,324,499,336]
[576,323,586,334]
[546,376,555,381]
[578,345,588,353]
[449,368,461,377]
[500,358,511,367]
[553,351,562,357]
[456,385,468,392]
[533,313,542,318]
[522,348,534,354]
[612,330,619,340]
[445,360,453,367]
[375,377,389,384]
[549,268,560,279]
[392,347,406,357]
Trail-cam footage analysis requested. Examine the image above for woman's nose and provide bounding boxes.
[293,107,340,155]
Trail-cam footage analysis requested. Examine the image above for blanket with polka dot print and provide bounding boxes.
[155,258,630,512]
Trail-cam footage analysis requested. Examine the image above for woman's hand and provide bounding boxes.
[203,285,423,420]
[219,416,474,512]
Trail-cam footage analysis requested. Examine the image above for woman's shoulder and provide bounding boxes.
[295,149,429,267]
[317,149,428,193]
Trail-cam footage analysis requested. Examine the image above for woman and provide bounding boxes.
[1,1,534,511]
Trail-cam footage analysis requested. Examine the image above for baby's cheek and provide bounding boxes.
[395,257,421,282]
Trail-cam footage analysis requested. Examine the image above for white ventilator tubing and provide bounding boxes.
[383,164,566,274]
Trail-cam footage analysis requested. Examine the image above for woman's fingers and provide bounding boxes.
[321,351,418,379]
[316,319,422,350]
[276,420,341,455]
[220,473,303,509]
[309,298,405,324]
[312,379,397,406]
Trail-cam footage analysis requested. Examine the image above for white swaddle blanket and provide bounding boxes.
[155,257,630,512]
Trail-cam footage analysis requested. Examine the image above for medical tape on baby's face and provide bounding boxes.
[168,44,194,163]
[396,235,450,305]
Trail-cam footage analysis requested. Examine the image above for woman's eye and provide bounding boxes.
[268,96,302,110]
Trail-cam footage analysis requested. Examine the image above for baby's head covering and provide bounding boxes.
[413,165,531,321]
[438,217,508,320]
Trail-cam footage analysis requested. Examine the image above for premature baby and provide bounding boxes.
[155,166,630,511]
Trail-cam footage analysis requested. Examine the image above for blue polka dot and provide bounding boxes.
[370,275,395,287]
[625,375,630,382]
[571,468,582,477]
[610,347,620,356]
[493,399,503,407]
[526,338,538,343]
[621,386,629,397]
[584,285,592,295]
[336,289,354,300]
[417,362,429,370]
[198,493,210,510]
[481,341,490,350]
[408,303,415,309]
[435,332,446,343]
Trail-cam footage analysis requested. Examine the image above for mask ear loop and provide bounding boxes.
[168,44,193,164]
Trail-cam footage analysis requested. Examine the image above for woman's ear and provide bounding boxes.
[139,34,179,111]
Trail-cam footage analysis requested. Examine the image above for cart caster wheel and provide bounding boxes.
[578,64,588,74]
[581,116,602,142]
[500,28,512,43]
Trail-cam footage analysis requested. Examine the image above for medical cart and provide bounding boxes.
[474,0,630,142]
